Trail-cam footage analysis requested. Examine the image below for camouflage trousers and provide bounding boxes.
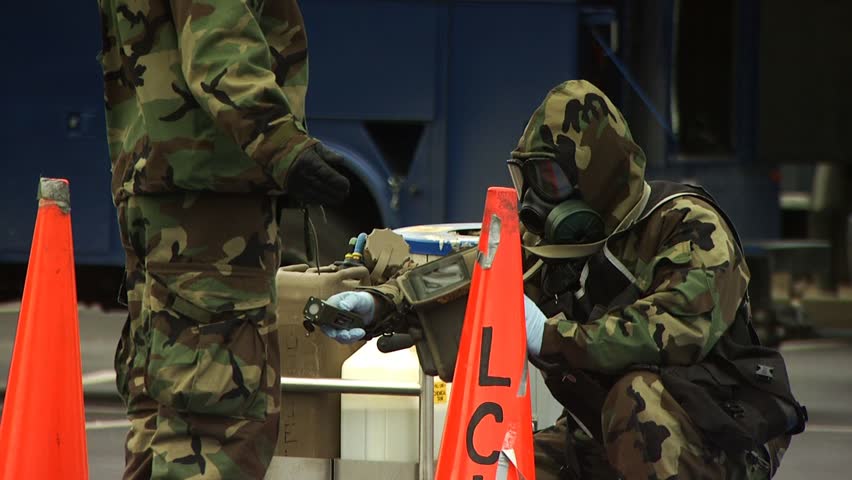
[534,371,791,480]
[115,192,282,479]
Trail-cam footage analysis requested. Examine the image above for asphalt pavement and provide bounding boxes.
[1,304,850,478]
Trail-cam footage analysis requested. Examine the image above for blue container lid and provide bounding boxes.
[394,223,481,256]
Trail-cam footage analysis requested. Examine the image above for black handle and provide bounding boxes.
[377,334,416,353]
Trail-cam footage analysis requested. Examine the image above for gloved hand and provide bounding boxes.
[285,143,351,206]
[320,291,376,344]
[524,294,546,357]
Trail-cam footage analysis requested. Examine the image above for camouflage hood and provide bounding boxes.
[511,80,648,236]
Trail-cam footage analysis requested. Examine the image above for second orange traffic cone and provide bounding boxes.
[0,178,88,479]
[436,187,535,479]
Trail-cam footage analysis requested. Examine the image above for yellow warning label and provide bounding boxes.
[434,380,448,404]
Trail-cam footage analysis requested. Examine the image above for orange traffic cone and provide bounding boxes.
[0,178,88,479]
[436,187,535,480]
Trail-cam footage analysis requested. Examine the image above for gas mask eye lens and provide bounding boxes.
[507,160,524,197]
[522,158,574,203]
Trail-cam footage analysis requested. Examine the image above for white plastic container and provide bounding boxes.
[340,338,455,460]
[340,338,421,461]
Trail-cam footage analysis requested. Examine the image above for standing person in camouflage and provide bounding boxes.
[97,1,350,478]
[320,80,806,479]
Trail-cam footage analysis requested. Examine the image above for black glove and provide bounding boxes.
[284,143,351,206]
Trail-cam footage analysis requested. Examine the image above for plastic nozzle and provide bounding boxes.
[338,232,368,267]
[353,233,367,256]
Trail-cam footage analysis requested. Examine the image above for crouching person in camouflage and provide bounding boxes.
[97,1,350,478]
[320,80,807,479]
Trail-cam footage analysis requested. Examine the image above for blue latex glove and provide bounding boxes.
[320,291,376,344]
[524,294,546,357]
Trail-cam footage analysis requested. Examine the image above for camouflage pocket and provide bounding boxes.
[114,315,132,405]
[119,311,154,414]
[143,264,274,421]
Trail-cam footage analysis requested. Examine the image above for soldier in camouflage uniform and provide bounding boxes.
[97,1,350,478]
[512,80,805,479]
[322,80,806,479]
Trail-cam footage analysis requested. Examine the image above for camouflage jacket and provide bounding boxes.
[97,0,316,204]
[512,80,749,376]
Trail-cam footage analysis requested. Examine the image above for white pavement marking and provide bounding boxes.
[82,369,117,386]
[804,424,852,435]
[80,422,852,435]
[86,419,130,431]
[86,406,126,415]
[0,303,21,314]
[780,340,852,352]
[81,423,852,434]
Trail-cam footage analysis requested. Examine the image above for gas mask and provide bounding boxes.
[508,157,605,245]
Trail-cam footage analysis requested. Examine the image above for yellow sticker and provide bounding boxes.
[433,380,448,404]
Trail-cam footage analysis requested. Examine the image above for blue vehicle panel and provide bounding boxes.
[444,2,579,223]
[0,0,781,268]
[301,0,439,121]
[0,2,116,264]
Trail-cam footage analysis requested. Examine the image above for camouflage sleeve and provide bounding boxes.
[97,1,122,165]
[539,197,749,374]
[169,0,315,187]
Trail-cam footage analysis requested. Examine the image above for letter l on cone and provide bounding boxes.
[0,178,88,479]
[436,187,535,480]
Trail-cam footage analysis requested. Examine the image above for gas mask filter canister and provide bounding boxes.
[519,187,605,245]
